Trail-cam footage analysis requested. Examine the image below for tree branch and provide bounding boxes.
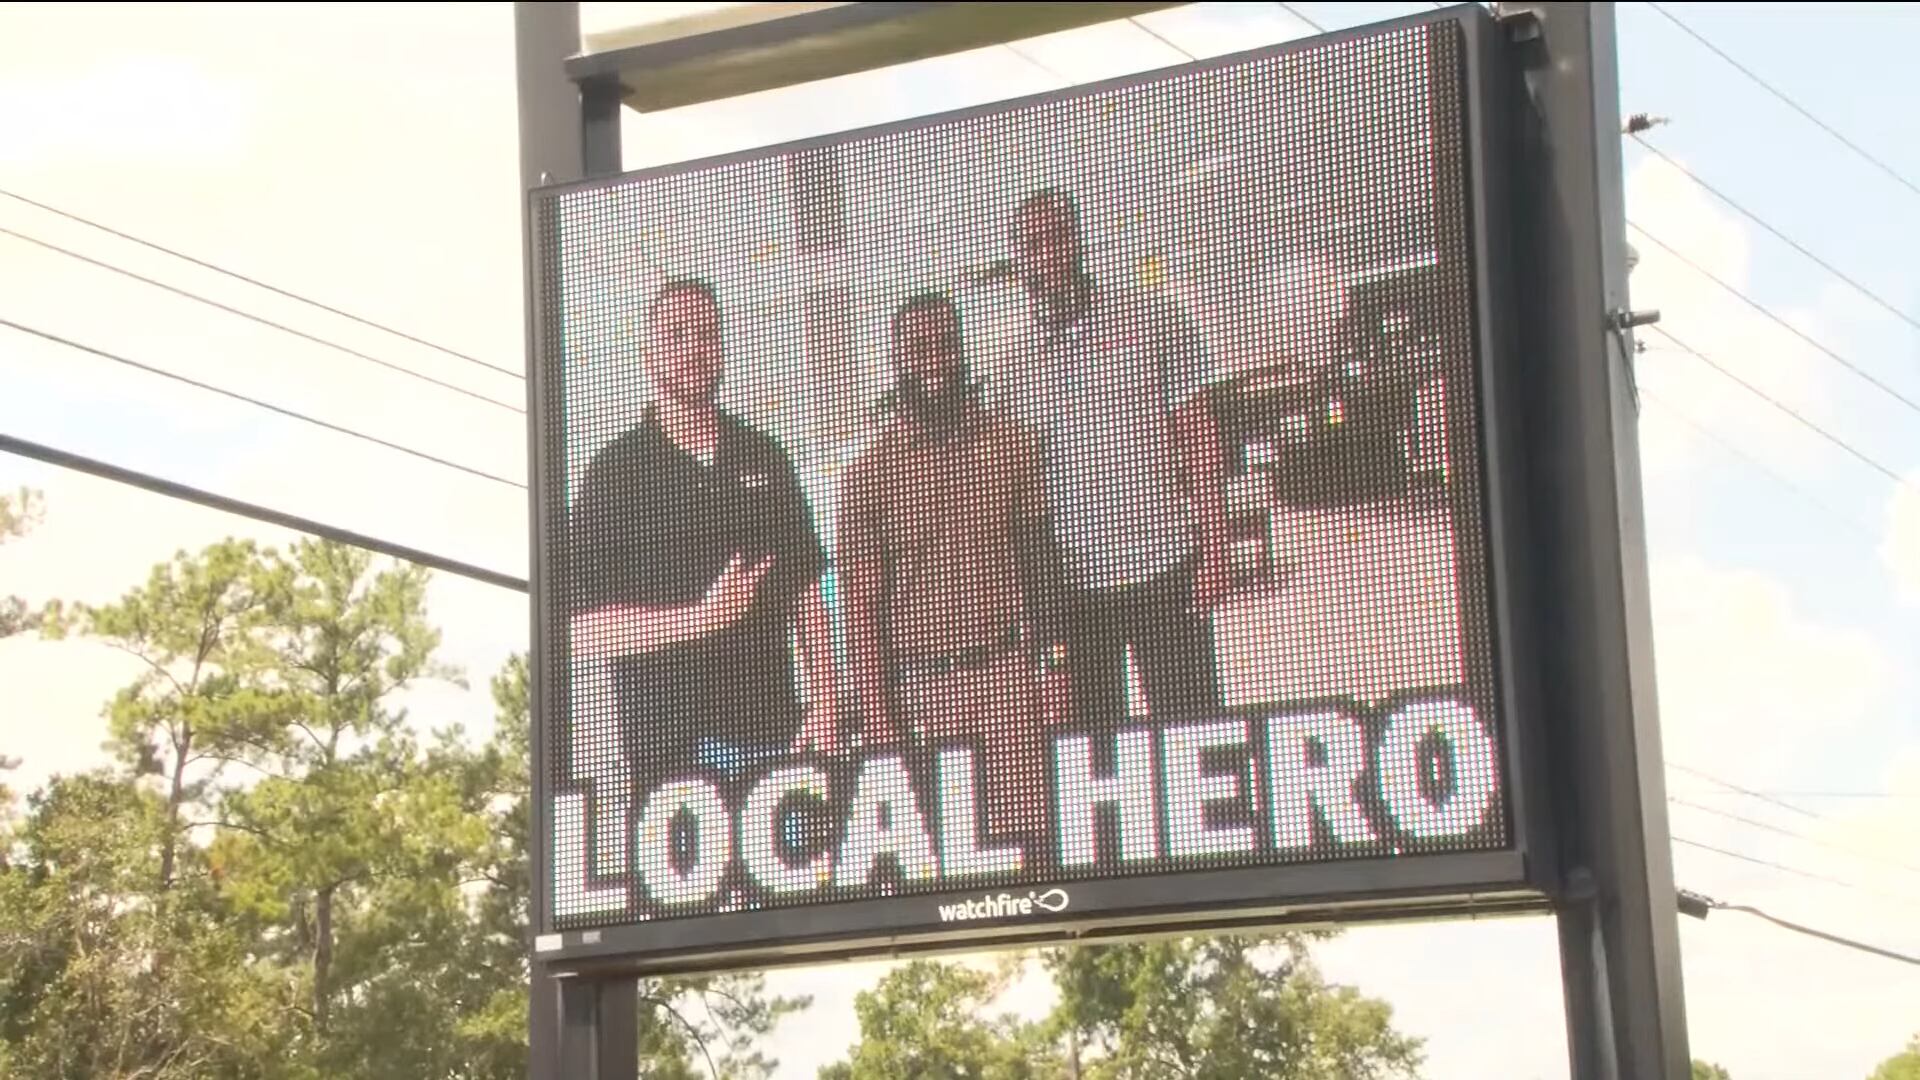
[183,819,281,847]
[699,982,757,1018]
[639,993,721,1080]
[100,640,189,698]
[290,720,328,758]
[183,751,273,777]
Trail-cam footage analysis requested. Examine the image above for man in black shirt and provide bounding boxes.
[561,277,841,802]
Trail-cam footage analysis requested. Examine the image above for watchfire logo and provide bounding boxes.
[937,888,1071,924]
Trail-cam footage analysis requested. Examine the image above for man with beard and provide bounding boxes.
[1001,187,1228,728]
[562,276,841,810]
[839,289,1060,847]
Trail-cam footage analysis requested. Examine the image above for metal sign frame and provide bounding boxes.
[512,3,1690,1077]
[526,4,1548,981]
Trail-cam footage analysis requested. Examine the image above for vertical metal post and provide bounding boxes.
[1498,3,1691,1078]
[581,76,626,178]
[516,4,637,1079]
[559,978,642,1079]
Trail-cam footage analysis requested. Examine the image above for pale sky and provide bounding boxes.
[2,3,1918,1079]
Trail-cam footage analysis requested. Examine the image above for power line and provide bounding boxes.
[1630,223,1920,420]
[1680,888,1920,968]
[1627,134,1920,338]
[1677,790,1920,800]
[1668,762,1819,820]
[1671,796,1920,879]
[1638,389,1882,548]
[1673,798,1814,845]
[1644,324,1917,494]
[1735,792,1920,800]
[0,225,524,416]
[1126,15,1199,59]
[1674,836,1855,888]
[1643,2,1920,202]
[1000,42,1061,85]
[0,431,527,593]
[0,185,524,379]
[1275,3,1327,33]
[1676,837,1919,909]
[1670,766,1920,892]
[1722,903,1920,967]
[0,317,525,491]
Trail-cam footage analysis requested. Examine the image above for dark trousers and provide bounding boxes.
[1060,556,1221,728]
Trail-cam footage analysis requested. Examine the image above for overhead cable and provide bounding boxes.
[0,317,524,491]
[0,225,524,415]
[0,184,523,378]
[1630,224,1920,422]
[1627,133,1920,337]
[1679,887,1920,968]
[1644,1,1920,201]
[0,431,527,592]
[1645,325,1917,494]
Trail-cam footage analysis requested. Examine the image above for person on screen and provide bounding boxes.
[562,277,841,792]
[1000,187,1229,726]
[839,290,1062,842]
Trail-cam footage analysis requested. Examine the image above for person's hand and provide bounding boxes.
[699,553,773,633]
[1190,542,1231,615]
[793,701,840,755]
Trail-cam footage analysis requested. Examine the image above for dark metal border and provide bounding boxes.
[539,850,1535,974]
[564,2,1184,115]
[565,2,944,81]
[537,6,1492,201]
[528,3,1544,961]
[525,182,562,972]
[1457,0,1555,893]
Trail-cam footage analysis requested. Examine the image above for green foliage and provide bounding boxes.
[0,489,57,832]
[0,759,15,844]
[1869,1036,1920,1080]
[1043,934,1423,1080]
[1692,1061,1733,1080]
[0,486,46,640]
[820,935,1423,1080]
[46,538,282,892]
[0,538,803,1079]
[0,486,40,539]
[0,772,282,1079]
[820,959,1056,1080]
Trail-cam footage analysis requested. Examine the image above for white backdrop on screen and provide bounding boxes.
[553,25,1437,539]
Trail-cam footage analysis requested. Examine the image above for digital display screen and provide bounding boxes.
[533,17,1512,945]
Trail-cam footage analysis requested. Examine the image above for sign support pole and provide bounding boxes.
[515,3,638,1078]
[1499,3,1692,1077]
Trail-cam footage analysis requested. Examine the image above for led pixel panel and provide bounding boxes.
[533,14,1517,952]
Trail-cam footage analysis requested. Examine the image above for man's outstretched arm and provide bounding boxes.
[1166,300,1230,613]
[570,553,771,661]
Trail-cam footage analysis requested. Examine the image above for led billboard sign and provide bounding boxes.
[528,6,1541,973]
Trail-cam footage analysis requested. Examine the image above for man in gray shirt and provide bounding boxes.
[1001,188,1229,727]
